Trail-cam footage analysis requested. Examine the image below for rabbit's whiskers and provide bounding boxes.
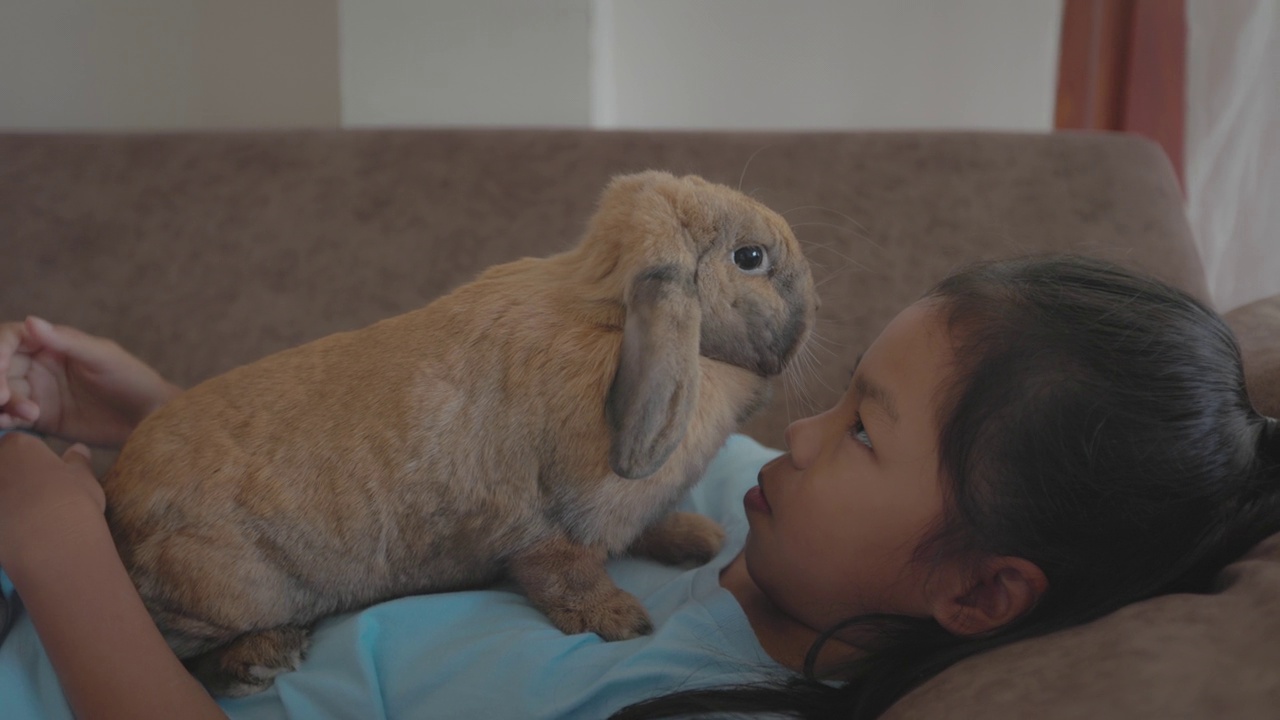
[781,204,872,235]
[781,336,828,419]
[737,145,774,192]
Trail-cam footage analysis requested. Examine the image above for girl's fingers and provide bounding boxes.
[0,394,39,424]
[23,316,71,353]
[1,319,45,405]
[26,317,113,369]
[63,443,92,465]
[1,399,39,423]
[14,398,39,421]
[0,367,38,422]
[0,324,21,404]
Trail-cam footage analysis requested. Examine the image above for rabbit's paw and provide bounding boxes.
[188,625,311,698]
[629,511,726,566]
[510,534,654,641]
[546,587,654,641]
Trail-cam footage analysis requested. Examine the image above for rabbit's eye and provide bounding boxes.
[732,245,770,274]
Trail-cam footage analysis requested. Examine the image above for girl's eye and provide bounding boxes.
[850,414,873,450]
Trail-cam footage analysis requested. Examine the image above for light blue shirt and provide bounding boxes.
[0,435,787,719]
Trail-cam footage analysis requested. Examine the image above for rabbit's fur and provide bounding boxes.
[102,171,817,696]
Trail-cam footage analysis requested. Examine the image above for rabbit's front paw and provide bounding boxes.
[509,533,654,641]
[546,587,653,641]
[628,511,726,566]
[187,625,310,698]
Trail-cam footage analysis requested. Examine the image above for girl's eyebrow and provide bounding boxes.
[855,375,899,425]
[850,352,900,425]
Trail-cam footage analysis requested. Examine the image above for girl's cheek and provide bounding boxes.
[786,516,834,557]
[828,463,873,522]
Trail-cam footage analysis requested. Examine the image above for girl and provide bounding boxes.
[1,255,1277,720]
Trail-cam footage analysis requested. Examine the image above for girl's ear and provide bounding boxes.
[928,556,1047,637]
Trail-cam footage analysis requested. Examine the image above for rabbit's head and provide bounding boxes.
[581,171,817,478]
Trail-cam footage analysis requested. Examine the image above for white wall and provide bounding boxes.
[0,0,339,131]
[595,0,1062,130]
[339,0,593,127]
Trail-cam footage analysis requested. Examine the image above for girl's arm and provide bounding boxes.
[0,434,226,720]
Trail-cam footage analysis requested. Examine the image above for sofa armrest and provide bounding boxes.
[1225,293,1280,417]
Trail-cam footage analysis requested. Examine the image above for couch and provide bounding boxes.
[2,129,1277,717]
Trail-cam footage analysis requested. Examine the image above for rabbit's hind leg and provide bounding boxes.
[627,511,725,566]
[185,625,311,698]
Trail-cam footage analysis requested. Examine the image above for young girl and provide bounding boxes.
[1,255,1277,720]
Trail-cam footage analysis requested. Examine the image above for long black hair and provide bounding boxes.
[612,255,1280,720]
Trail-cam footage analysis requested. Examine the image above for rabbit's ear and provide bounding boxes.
[606,264,700,479]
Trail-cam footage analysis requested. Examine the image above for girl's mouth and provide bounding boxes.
[744,473,772,515]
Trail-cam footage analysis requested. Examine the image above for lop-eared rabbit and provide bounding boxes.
[103,171,817,696]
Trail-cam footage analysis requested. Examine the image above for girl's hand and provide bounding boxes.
[0,317,182,448]
[0,432,229,720]
[0,433,103,567]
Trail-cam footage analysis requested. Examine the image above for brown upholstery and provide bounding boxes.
[1228,294,1280,418]
[2,129,1276,717]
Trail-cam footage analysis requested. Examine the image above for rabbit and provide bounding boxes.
[101,170,818,697]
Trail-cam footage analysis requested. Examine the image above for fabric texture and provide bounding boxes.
[1226,293,1280,417]
[1,436,784,720]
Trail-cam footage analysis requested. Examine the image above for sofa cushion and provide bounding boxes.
[884,531,1280,719]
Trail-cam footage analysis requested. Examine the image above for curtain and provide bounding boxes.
[1185,0,1280,312]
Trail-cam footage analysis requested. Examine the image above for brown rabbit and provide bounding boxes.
[102,171,817,697]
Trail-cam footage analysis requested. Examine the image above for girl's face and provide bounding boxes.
[742,299,956,633]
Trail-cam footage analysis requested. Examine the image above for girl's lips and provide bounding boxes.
[744,476,772,515]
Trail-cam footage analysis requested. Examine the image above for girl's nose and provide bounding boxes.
[784,414,822,469]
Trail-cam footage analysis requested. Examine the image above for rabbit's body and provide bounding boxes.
[109,262,763,639]
[103,172,815,696]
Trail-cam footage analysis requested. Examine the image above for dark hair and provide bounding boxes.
[613,255,1280,720]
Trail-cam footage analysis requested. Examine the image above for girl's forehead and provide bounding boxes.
[858,301,955,422]
[869,300,950,359]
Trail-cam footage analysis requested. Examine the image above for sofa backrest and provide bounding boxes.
[0,130,1202,448]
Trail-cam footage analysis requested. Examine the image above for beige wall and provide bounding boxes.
[0,0,339,130]
[0,0,1060,132]
[339,0,592,127]
[0,1,200,130]
[193,2,340,128]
